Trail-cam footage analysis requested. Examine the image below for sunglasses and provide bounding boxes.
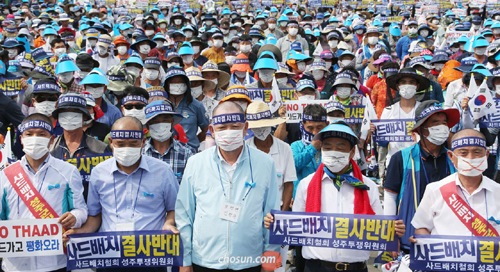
[35,95,58,103]
[123,104,145,110]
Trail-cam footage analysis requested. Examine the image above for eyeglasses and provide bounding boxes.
[123,104,145,110]
[35,95,58,103]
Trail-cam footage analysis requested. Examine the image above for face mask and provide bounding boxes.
[213,40,223,48]
[256,20,264,26]
[86,86,105,98]
[298,94,315,100]
[170,83,187,95]
[230,30,238,36]
[58,71,73,84]
[434,63,445,71]
[327,116,343,123]
[192,46,200,54]
[113,146,142,167]
[206,21,213,26]
[368,37,379,45]
[77,70,88,79]
[398,84,417,99]
[259,69,274,83]
[221,29,229,35]
[157,23,166,30]
[22,136,50,160]
[210,78,218,86]
[58,111,83,131]
[432,20,439,25]
[328,40,338,48]
[475,47,487,56]
[234,71,246,78]
[455,155,488,177]
[312,70,324,80]
[322,150,351,173]
[226,56,236,65]
[7,49,17,58]
[139,44,151,55]
[68,41,76,48]
[252,38,259,45]
[88,40,97,47]
[486,36,492,43]
[336,87,351,99]
[53,47,66,57]
[252,127,271,141]
[179,54,192,65]
[384,26,390,32]
[356,29,364,35]
[277,77,288,85]
[127,67,141,77]
[408,28,418,34]
[496,85,500,95]
[145,30,155,36]
[191,85,203,98]
[83,113,95,126]
[34,101,57,116]
[268,23,276,30]
[235,22,242,27]
[288,28,298,36]
[208,40,214,47]
[187,14,193,19]
[124,108,146,121]
[240,44,251,53]
[494,29,500,35]
[144,69,159,80]
[149,122,172,142]
[117,46,128,55]
[342,12,348,17]
[96,46,107,56]
[214,128,244,151]
[297,62,306,72]
[420,30,429,37]
[473,25,480,31]
[424,124,449,145]
[155,41,164,48]
[325,61,332,70]
[451,47,459,53]
[459,44,465,51]
[174,19,182,25]
[281,22,287,27]
[340,59,353,68]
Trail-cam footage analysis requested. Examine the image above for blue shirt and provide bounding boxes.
[98,100,123,128]
[291,140,321,198]
[87,155,179,231]
[174,96,209,150]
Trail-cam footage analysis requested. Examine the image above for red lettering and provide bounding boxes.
[12,225,20,237]
[0,226,7,238]
[41,224,50,236]
[22,225,30,237]
[301,104,307,110]
[32,225,40,237]
[292,104,299,111]
[287,104,294,111]
[50,224,59,235]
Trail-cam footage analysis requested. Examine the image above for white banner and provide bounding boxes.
[446,31,473,44]
[0,219,63,257]
[284,100,329,123]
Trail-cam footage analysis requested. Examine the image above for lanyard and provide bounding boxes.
[216,147,254,205]
[420,154,448,185]
[459,187,489,236]
[113,169,144,220]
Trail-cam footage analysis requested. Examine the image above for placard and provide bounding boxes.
[0,77,24,97]
[247,88,296,103]
[479,98,500,128]
[64,153,113,182]
[284,100,329,123]
[372,119,415,142]
[446,31,473,44]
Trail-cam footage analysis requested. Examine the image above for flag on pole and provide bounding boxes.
[360,97,377,140]
[269,74,282,113]
[468,76,496,120]
[0,127,12,171]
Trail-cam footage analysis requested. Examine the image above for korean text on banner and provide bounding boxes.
[247,88,296,103]
[372,119,416,143]
[479,98,500,128]
[284,100,365,124]
[65,153,113,182]
[0,219,63,257]
[0,77,24,97]
[410,234,500,272]
[446,31,473,44]
[269,210,399,251]
[67,231,183,270]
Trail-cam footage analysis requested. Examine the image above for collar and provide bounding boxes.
[144,137,176,156]
[110,154,150,175]
[454,173,493,194]
[216,143,247,166]
[248,135,278,155]
[419,142,448,160]
[22,153,51,174]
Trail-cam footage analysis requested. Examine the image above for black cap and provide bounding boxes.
[76,53,99,70]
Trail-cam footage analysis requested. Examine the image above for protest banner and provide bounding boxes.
[446,31,473,44]
[269,210,399,251]
[64,153,113,182]
[378,16,405,23]
[308,0,337,7]
[479,98,500,128]
[452,8,466,17]
[247,88,296,103]
[284,100,365,124]
[372,119,415,142]
[410,234,500,272]
[0,219,63,257]
[96,0,115,6]
[374,251,397,264]
[392,0,415,7]
[67,231,183,270]
[0,77,24,97]
[261,0,284,5]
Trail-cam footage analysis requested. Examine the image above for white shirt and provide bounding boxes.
[92,54,121,73]
[444,78,466,109]
[380,101,420,167]
[412,173,500,236]
[217,145,245,180]
[246,136,297,205]
[293,171,383,263]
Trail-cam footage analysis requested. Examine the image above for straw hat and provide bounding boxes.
[246,101,288,129]
[186,66,217,90]
[201,60,230,88]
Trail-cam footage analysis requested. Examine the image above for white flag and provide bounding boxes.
[0,128,12,171]
[468,77,496,120]
[269,76,282,113]
[360,96,377,140]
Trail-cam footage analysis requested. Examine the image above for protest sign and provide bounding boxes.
[0,219,63,257]
[372,119,415,142]
[378,16,404,23]
[261,0,284,5]
[247,88,296,103]
[96,0,115,6]
[269,210,399,251]
[392,0,415,7]
[284,100,329,123]
[479,98,500,128]
[308,0,337,7]
[410,234,500,272]
[452,8,466,17]
[64,153,113,182]
[67,231,183,270]
[446,31,473,44]
[0,77,24,97]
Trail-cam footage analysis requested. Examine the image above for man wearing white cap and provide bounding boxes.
[92,34,120,72]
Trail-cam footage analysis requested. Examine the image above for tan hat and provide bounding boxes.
[201,60,230,88]
[186,66,216,90]
[96,34,112,48]
[246,101,288,129]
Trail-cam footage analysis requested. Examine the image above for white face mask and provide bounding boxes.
[124,108,146,122]
[234,71,246,78]
[240,44,251,53]
[54,48,66,57]
[193,46,200,54]
[420,30,429,37]
[221,29,229,35]
[268,23,276,30]
[455,155,488,177]
[226,56,236,66]
[434,63,445,71]
[127,67,142,77]
[297,62,306,72]
[231,43,239,50]
[475,47,487,56]
[34,101,57,116]
[149,122,172,142]
[139,44,151,55]
[340,59,353,67]
[399,84,417,99]
[259,69,274,83]
[7,49,17,58]
[288,28,298,36]
[22,136,50,160]
[235,22,242,28]
[408,27,418,34]
[312,70,324,80]
[97,46,107,56]
[281,22,287,27]
[214,128,244,151]
[78,70,89,79]
[213,40,223,48]
[432,20,439,25]
[206,21,213,26]
[88,39,97,47]
[473,25,480,31]
[117,46,128,55]
[210,78,218,86]
[86,86,105,98]
[113,146,142,167]
[58,111,83,131]
[58,71,73,84]
[191,85,203,98]
[494,29,500,35]
[182,55,193,64]
[170,83,187,95]
[185,31,193,38]
[277,77,288,85]
[144,69,159,80]
[159,23,167,29]
[368,37,379,45]
[496,85,500,95]
[451,47,459,53]
[486,37,492,43]
[174,19,182,25]
[424,124,449,146]
[145,30,155,36]
[156,41,164,48]
[336,87,351,99]
[322,150,351,173]
[252,126,272,141]
[356,29,364,35]
[342,12,348,17]
[459,44,465,51]
[298,94,315,100]
[329,40,338,49]
[68,41,76,48]
[325,61,332,69]
[252,38,259,45]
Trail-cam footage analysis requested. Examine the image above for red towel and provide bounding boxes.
[305,160,375,215]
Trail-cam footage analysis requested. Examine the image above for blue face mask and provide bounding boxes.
[300,121,315,146]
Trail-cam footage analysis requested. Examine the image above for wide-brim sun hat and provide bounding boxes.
[306,59,329,73]
[201,60,230,88]
[185,66,216,90]
[312,121,359,147]
[286,50,313,65]
[79,68,110,85]
[409,56,433,70]
[386,67,430,92]
[412,100,460,132]
[258,43,282,62]
[453,57,479,72]
[143,99,183,126]
[130,35,157,51]
[231,53,253,73]
[246,101,288,129]
[55,54,80,74]
[430,51,449,64]
[219,85,252,104]
[254,51,280,70]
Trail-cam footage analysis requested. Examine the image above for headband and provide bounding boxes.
[303,113,327,122]
[247,110,272,121]
[148,90,168,98]
[34,82,60,93]
[122,95,148,105]
[321,130,357,147]
[110,130,144,140]
[58,94,86,106]
[108,75,126,81]
[225,87,249,97]
[451,137,486,151]
[145,103,174,115]
[234,58,250,65]
[18,120,53,135]
[383,67,399,74]
[288,23,298,27]
[212,113,245,125]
